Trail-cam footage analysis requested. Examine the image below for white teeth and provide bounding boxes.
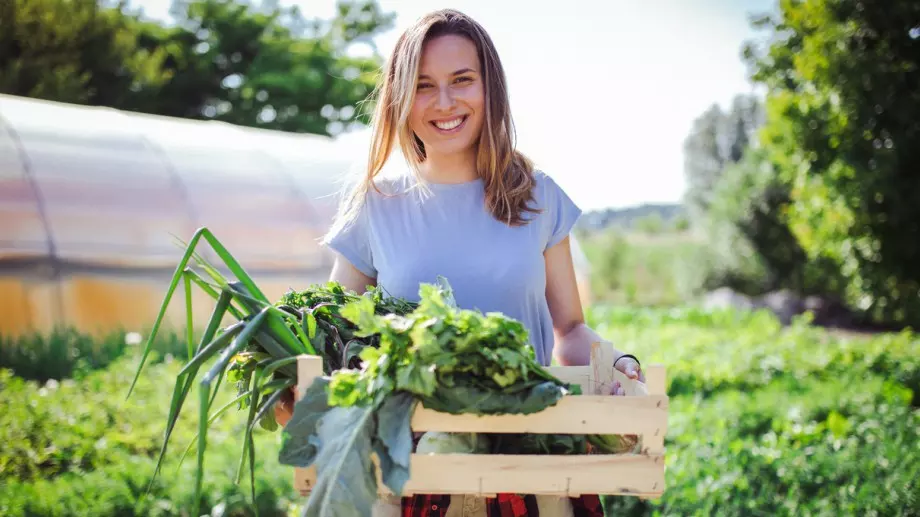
[434,117,464,130]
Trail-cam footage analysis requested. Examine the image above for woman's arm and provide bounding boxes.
[545,236,643,381]
[329,253,377,293]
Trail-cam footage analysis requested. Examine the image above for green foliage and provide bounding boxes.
[0,353,297,516]
[279,279,574,516]
[633,213,664,234]
[585,304,919,516]
[0,0,394,136]
[579,230,711,306]
[2,307,918,515]
[0,0,171,104]
[702,147,843,296]
[683,94,764,222]
[134,0,393,134]
[0,327,186,383]
[745,0,920,325]
[329,281,567,411]
[679,93,822,296]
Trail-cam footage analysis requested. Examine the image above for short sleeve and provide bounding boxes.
[323,202,377,277]
[541,172,583,250]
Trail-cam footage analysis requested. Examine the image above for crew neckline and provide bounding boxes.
[422,176,484,190]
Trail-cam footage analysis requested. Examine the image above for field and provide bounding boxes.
[577,229,711,307]
[1,303,917,516]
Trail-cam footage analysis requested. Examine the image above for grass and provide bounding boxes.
[586,304,919,516]
[0,349,298,517]
[0,326,187,383]
[577,229,711,307]
[1,302,917,516]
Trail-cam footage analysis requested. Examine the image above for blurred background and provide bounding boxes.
[1,1,918,516]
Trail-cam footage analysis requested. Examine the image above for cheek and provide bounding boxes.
[409,101,426,133]
[465,86,486,126]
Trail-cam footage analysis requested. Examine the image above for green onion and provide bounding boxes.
[126,228,416,515]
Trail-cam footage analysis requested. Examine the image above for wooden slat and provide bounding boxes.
[396,453,665,497]
[640,365,667,454]
[546,365,591,393]
[293,356,323,495]
[291,355,669,499]
[412,395,668,435]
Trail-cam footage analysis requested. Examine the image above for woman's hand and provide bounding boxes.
[609,354,645,395]
[615,354,645,383]
[274,386,297,427]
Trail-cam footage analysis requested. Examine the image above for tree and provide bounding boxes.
[128,0,394,134]
[745,0,920,325]
[682,94,763,222]
[0,0,395,136]
[0,0,170,105]
[703,147,842,296]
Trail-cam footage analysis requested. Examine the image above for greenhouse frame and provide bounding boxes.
[0,94,591,338]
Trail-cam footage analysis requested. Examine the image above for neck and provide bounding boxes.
[418,147,478,184]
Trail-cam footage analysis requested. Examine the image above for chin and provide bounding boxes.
[426,139,477,157]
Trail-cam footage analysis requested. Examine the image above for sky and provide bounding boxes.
[129,0,777,211]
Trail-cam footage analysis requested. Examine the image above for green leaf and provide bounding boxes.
[278,378,332,468]
[395,362,437,397]
[374,393,415,495]
[420,380,568,416]
[302,405,379,517]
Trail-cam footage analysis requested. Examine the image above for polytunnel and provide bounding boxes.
[0,94,359,337]
[0,93,592,339]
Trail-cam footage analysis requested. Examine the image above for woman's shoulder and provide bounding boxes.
[530,169,576,209]
[366,172,418,201]
[528,169,582,248]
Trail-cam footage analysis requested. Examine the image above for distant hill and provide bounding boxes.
[576,203,685,232]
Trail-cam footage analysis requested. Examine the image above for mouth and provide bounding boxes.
[430,115,468,134]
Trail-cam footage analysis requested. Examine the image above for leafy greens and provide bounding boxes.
[278,278,576,517]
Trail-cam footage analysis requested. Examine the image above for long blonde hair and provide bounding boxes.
[327,9,540,239]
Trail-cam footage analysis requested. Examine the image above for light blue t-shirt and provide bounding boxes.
[324,170,582,366]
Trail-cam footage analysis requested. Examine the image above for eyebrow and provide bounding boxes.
[419,68,477,79]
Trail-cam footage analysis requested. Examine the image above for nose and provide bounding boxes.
[435,85,456,110]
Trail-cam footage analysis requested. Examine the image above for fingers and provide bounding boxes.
[273,387,297,427]
[608,380,626,396]
[626,363,641,380]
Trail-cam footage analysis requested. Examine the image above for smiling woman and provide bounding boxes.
[275,8,644,517]
[409,35,485,171]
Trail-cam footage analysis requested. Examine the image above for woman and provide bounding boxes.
[276,8,644,516]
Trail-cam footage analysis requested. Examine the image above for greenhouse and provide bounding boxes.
[0,94,591,338]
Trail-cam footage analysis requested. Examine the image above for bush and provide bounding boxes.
[698,148,844,298]
[0,352,298,517]
[746,0,920,327]
[586,305,919,516]
[0,327,186,382]
[580,230,710,306]
[2,311,917,516]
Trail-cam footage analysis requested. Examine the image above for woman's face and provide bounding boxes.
[409,34,485,162]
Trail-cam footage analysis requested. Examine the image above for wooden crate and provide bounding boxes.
[292,341,668,499]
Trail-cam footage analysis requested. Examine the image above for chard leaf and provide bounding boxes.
[373,441,409,498]
[278,378,330,468]
[421,380,567,415]
[302,405,379,517]
[375,393,415,495]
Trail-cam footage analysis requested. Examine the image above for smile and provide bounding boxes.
[431,115,468,133]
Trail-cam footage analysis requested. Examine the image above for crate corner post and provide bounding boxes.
[641,363,668,500]
[293,354,322,496]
